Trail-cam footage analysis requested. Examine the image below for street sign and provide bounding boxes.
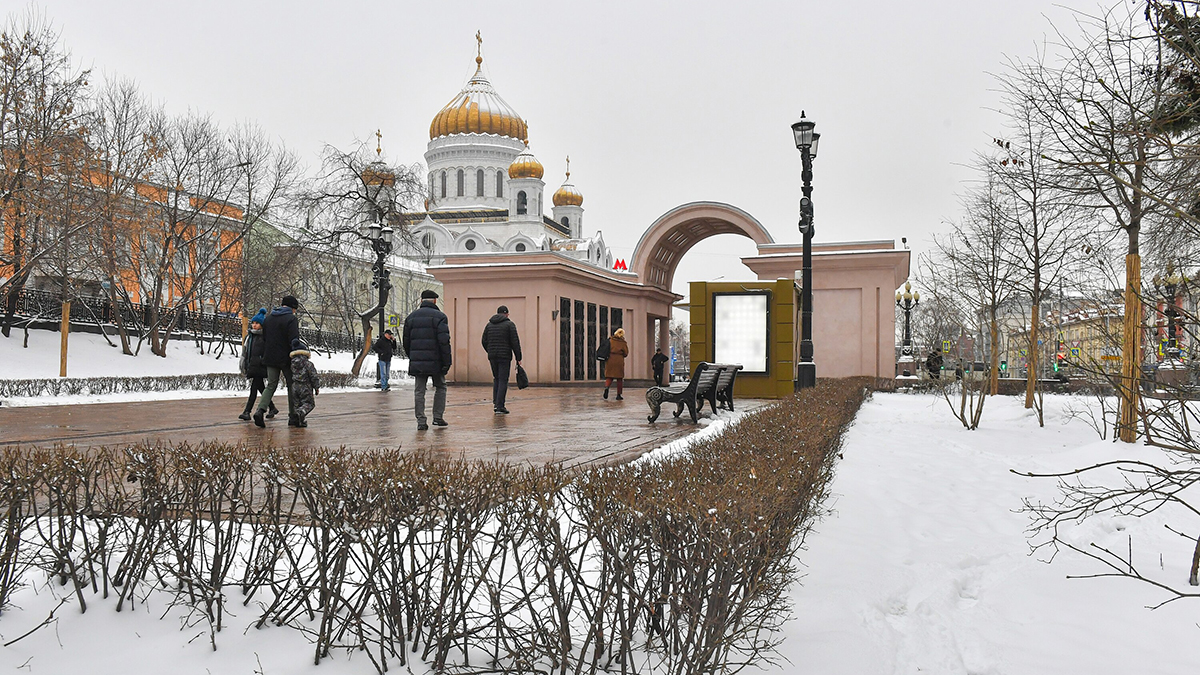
[1070,347,1080,357]
[942,339,951,352]
[1019,348,1028,356]
[1101,354,1120,361]
[388,314,401,328]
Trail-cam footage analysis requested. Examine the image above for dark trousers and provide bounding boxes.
[243,376,266,412]
[257,365,295,416]
[653,369,665,386]
[490,359,511,410]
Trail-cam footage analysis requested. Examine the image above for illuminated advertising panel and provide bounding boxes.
[713,292,768,373]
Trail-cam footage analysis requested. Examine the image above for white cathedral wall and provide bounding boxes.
[425,134,524,211]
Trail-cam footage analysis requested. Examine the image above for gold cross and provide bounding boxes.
[375,129,382,156]
[565,155,570,179]
[476,31,482,58]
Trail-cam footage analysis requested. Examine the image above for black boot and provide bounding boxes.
[603,388,609,399]
[239,403,252,421]
[267,403,279,419]
[288,414,300,427]
[252,409,265,428]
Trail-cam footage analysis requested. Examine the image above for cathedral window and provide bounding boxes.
[456,170,464,197]
[516,242,526,252]
[496,170,504,197]
[562,216,570,229]
[476,169,484,197]
[421,232,435,250]
[440,172,447,198]
[465,239,477,251]
[516,191,527,215]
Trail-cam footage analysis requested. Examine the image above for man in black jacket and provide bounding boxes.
[254,295,302,428]
[481,305,522,414]
[403,289,452,430]
[373,329,398,391]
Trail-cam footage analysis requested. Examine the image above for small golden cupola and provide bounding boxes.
[552,158,583,207]
[508,140,544,179]
[429,34,527,141]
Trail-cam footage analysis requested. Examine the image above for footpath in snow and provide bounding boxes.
[774,392,1200,675]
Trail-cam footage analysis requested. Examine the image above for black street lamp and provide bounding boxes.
[895,281,920,376]
[792,112,820,390]
[362,217,395,341]
[1153,265,1186,360]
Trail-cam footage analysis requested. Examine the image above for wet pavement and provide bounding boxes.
[0,384,766,467]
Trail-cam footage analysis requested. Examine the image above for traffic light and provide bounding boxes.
[1054,354,1064,372]
[1000,360,1007,373]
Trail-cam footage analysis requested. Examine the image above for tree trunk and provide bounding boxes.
[989,318,1000,396]
[1025,304,1039,409]
[1118,253,1141,443]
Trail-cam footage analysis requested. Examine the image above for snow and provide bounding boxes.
[0,389,1194,673]
[0,329,399,407]
[773,392,1200,674]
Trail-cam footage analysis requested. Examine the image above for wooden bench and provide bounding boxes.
[646,362,720,423]
[709,363,743,412]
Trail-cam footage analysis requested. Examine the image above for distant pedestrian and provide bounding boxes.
[289,338,321,427]
[253,295,301,428]
[481,304,522,414]
[651,347,669,387]
[373,329,398,391]
[403,289,452,430]
[238,308,278,420]
[603,328,629,400]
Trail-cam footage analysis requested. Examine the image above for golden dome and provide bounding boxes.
[508,142,544,179]
[552,173,583,207]
[429,56,527,141]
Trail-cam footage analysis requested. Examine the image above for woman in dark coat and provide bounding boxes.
[603,328,629,400]
[238,308,277,420]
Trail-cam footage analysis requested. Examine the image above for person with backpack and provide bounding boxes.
[596,332,611,376]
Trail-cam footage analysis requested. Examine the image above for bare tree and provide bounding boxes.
[0,10,91,338]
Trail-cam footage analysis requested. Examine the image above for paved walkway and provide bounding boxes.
[0,384,766,467]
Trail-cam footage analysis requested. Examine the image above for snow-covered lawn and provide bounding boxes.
[0,329,368,380]
[775,392,1200,674]
[0,329,388,406]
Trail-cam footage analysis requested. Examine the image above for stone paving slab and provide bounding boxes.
[0,384,767,467]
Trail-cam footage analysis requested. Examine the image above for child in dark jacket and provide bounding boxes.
[289,338,321,427]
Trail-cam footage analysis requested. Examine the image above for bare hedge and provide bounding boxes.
[0,371,357,398]
[0,378,871,673]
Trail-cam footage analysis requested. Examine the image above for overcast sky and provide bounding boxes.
[26,0,1099,296]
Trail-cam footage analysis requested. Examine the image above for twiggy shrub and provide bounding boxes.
[0,371,357,398]
[0,378,871,673]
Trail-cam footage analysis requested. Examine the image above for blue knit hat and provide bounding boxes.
[291,338,308,352]
[251,308,268,324]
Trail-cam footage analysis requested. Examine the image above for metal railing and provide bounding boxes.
[6,288,362,354]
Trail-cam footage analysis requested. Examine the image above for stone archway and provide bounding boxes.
[629,201,774,291]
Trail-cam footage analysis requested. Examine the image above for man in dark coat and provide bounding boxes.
[373,329,398,391]
[403,289,452,430]
[481,304,522,414]
[254,295,301,428]
[926,349,943,380]
[651,347,669,387]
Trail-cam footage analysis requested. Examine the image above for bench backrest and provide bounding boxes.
[711,364,743,389]
[694,366,719,395]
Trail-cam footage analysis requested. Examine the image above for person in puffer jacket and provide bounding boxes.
[289,338,321,427]
[238,307,277,420]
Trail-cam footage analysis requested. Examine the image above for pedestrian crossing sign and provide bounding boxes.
[942,339,951,352]
[388,314,401,328]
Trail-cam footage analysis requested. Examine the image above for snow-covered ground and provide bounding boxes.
[0,391,1195,674]
[775,392,1200,674]
[0,329,392,406]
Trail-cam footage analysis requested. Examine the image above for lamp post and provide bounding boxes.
[895,281,919,377]
[1152,264,1187,390]
[792,112,820,390]
[361,218,395,342]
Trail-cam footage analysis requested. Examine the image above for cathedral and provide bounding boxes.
[401,42,612,270]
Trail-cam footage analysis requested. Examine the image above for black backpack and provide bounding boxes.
[596,338,611,361]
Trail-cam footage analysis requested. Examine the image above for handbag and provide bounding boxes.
[515,363,530,389]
